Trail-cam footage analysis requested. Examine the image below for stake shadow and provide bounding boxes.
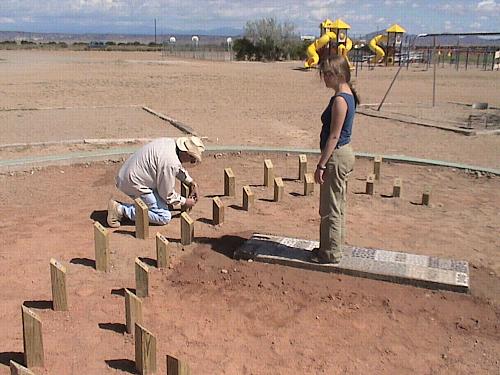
[282,177,298,182]
[70,257,95,269]
[196,217,213,225]
[380,193,395,198]
[105,359,135,373]
[410,201,425,206]
[110,288,136,297]
[0,352,24,367]
[138,257,156,267]
[228,204,246,211]
[258,198,275,203]
[354,191,370,195]
[23,300,53,310]
[289,192,303,197]
[204,194,224,198]
[195,234,250,258]
[90,210,108,227]
[98,322,126,334]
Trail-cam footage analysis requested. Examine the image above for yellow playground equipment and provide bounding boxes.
[369,24,406,65]
[304,19,353,68]
[368,24,406,66]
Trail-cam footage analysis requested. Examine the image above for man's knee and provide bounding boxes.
[151,210,171,225]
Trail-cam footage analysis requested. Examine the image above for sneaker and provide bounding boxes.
[107,199,123,228]
[309,248,341,265]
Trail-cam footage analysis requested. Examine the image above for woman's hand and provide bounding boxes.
[315,167,325,184]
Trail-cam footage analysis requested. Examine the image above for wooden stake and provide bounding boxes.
[155,233,169,269]
[298,154,307,181]
[274,177,284,202]
[393,178,402,198]
[125,288,143,335]
[9,361,35,375]
[181,183,192,213]
[263,159,274,187]
[134,198,149,239]
[93,221,110,272]
[212,197,224,225]
[373,155,382,181]
[135,323,157,375]
[422,187,431,206]
[166,355,190,375]
[223,168,235,197]
[180,212,194,245]
[22,306,44,368]
[50,259,68,311]
[242,185,254,211]
[135,258,149,298]
[304,173,314,196]
[366,174,375,195]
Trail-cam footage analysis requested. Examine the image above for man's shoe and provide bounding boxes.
[107,199,123,228]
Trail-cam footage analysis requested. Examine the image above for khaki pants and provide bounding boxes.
[319,144,355,260]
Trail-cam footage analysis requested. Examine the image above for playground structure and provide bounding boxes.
[304,19,353,68]
[368,24,406,65]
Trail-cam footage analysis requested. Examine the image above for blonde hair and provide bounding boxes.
[320,55,360,106]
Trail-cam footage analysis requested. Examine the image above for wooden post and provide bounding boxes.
[393,178,402,198]
[422,187,431,206]
[181,183,191,213]
[135,258,149,298]
[125,289,143,335]
[134,198,149,239]
[242,185,254,211]
[9,361,35,375]
[212,197,224,225]
[135,323,157,375]
[263,159,274,187]
[224,168,235,196]
[50,259,68,311]
[298,154,307,181]
[22,306,44,368]
[93,221,110,272]
[366,174,375,195]
[273,177,284,202]
[304,173,314,196]
[180,212,194,245]
[155,233,169,269]
[166,355,190,375]
[373,156,382,181]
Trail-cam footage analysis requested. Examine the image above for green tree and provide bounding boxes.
[233,17,304,61]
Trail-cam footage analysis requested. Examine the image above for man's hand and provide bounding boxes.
[189,181,199,201]
[184,198,197,208]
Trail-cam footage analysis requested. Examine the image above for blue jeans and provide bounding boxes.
[121,191,172,225]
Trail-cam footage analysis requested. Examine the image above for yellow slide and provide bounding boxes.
[369,34,386,64]
[304,32,353,68]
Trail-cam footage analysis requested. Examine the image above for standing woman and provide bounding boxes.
[312,55,359,264]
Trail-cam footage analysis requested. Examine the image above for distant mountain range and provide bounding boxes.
[0,29,243,45]
[1,29,499,47]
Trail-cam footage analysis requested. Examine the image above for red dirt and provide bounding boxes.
[0,153,499,374]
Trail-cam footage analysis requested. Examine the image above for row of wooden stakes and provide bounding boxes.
[12,229,190,374]
[366,156,431,205]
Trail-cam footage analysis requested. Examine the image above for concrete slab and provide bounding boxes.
[235,234,470,293]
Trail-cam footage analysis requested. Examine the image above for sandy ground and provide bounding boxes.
[0,50,499,168]
[0,154,499,375]
[0,50,499,374]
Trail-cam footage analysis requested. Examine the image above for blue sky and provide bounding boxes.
[0,0,499,36]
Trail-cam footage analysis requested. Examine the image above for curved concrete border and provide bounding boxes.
[1,143,498,176]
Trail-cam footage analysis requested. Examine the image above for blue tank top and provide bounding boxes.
[320,92,355,151]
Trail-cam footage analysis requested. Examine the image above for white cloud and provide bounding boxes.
[476,0,500,12]
[470,22,482,29]
[0,17,15,24]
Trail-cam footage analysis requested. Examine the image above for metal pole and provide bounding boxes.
[432,36,437,107]
[154,19,157,45]
[465,48,469,70]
